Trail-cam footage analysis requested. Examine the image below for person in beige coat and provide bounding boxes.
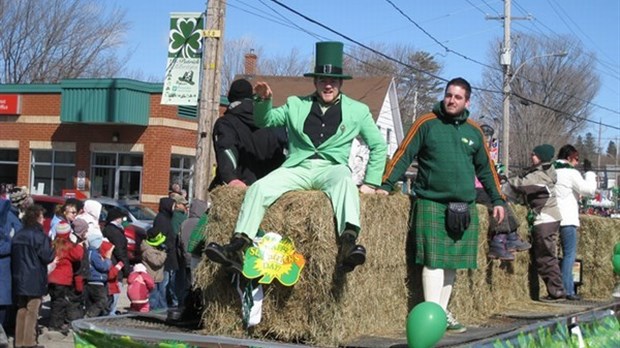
[140,229,167,310]
[507,144,564,301]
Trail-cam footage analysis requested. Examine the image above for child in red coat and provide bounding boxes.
[48,222,84,332]
[100,240,124,315]
[127,263,154,312]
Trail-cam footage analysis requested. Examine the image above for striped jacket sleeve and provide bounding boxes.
[380,113,433,191]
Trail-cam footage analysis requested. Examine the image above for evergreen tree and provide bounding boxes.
[606,140,617,158]
[582,132,598,161]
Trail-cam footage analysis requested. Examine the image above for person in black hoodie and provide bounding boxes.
[102,207,130,315]
[153,197,177,309]
[208,78,288,190]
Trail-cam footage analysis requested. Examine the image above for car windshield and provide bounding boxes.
[125,204,156,221]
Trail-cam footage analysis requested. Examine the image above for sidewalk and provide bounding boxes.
[7,285,132,348]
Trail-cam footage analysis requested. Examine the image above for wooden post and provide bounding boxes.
[194,0,226,200]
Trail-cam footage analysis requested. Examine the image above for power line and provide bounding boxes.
[383,0,501,73]
[393,0,620,117]
[268,0,450,84]
[513,92,620,131]
[260,1,619,131]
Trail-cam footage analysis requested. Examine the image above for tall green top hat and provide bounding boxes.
[304,41,352,80]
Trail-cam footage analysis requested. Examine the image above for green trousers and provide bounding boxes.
[235,159,360,238]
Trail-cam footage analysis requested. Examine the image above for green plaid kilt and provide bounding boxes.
[412,198,479,269]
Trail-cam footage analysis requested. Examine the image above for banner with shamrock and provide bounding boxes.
[242,232,305,286]
[161,12,203,106]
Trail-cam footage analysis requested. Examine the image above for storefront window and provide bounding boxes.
[0,149,18,187]
[170,155,194,198]
[91,152,143,200]
[30,150,75,196]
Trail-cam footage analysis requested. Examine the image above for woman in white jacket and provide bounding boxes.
[554,144,597,301]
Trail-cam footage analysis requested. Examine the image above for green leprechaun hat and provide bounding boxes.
[304,41,352,80]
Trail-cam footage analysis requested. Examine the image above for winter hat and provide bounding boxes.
[133,263,147,273]
[83,200,102,221]
[100,239,115,256]
[87,233,103,249]
[146,229,166,247]
[56,222,72,238]
[72,218,89,239]
[532,144,555,163]
[227,79,253,103]
[106,207,126,223]
[9,187,29,208]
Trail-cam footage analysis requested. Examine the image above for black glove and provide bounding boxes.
[583,159,592,172]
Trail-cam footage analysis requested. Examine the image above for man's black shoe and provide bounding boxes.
[340,244,366,273]
[338,230,366,273]
[566,294,581,301]
[205,233,251,272]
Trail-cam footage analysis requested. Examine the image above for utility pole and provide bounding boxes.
[487,0,529,172]
[194,0,226,200]
[597,118,602,170]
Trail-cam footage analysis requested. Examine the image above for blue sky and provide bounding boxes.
[109,0,619,145]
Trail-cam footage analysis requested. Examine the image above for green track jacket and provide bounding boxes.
[380,102,504,205]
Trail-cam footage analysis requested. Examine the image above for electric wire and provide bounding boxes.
[389,0,620,117]
[383,0,501,72]
[260,0,619,131]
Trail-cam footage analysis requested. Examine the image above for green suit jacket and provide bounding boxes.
[254,93,388,186]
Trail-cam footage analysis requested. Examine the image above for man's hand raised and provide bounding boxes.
[254,82,272,100]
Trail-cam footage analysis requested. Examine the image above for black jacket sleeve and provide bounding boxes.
[212,118,240,184]
[104,225,130,278]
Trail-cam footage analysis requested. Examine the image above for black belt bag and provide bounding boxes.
[446,202,471,239]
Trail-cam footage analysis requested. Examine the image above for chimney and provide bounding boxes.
[244,49,257,76]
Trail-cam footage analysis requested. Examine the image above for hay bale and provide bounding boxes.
[194,188,620,346]
[575,215,620,298]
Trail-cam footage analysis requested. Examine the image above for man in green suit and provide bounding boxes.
[206,41,388,273]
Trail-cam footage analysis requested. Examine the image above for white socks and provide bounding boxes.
[422,266,456,311]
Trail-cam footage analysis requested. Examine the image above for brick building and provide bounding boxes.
[0,78,226,209]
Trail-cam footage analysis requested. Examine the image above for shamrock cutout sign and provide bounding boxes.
[242,232,305,286]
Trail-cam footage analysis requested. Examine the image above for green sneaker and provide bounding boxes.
[446,311,467,333]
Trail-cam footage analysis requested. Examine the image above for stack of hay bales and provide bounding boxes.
[194,187,620,346]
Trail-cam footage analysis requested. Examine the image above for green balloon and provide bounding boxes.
[614,242,620,256]
[406,302,447,348]
[613,255,620,275]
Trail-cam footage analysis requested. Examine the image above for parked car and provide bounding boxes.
[31,194,67,236]
[93,197,155,231]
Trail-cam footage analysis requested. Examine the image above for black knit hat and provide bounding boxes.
[106,207,126,223]
[227,79,253,103]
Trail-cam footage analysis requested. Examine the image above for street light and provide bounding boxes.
[501,51,568,171]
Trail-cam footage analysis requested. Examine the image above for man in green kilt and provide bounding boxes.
[378,77,505,333]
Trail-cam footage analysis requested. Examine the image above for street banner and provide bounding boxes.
[161,12,204,106]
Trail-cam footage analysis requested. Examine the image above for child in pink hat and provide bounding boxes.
[127,263,155,313]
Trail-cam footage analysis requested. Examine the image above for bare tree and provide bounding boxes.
[260,47,311,77]
[479,33,600,169]
[0,0,129,83]
[346,43,444,132]
[222,40,310,93]
[221,37,263,93]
